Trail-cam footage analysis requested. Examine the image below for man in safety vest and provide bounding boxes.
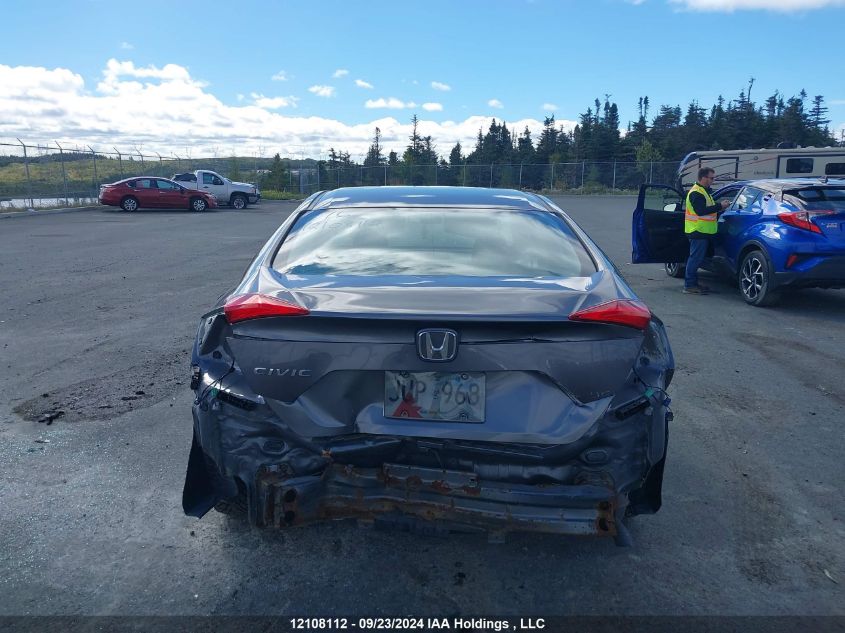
[683,167,730,294]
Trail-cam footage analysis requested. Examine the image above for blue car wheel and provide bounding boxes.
[739,249,780,307]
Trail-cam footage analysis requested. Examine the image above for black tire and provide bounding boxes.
[190,197,208,212]
[230,194,247,210]
[738,249,780,306]
[120,196,138,212]
[665,262,685,278]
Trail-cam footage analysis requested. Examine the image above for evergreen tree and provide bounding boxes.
[363,127,384,167]
[779,92,809,145]
[516,126,540,189]
[592,97,620,159]
[537,115,559,162]
[363,127,385,185]
[682,101,708,153]
[407,114,423,161]
[808,95,831,145]
[572,109,592,160]
[448,142,463,166]
[386,150,399,185]
[268,153,288,191]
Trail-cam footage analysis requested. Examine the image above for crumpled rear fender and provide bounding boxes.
[182,428,238,518]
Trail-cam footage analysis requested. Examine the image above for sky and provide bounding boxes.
[1,0,844,160]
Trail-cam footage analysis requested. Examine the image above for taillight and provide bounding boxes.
[223,293,308,323]
[777,210,835,234]
[569,299,652,330]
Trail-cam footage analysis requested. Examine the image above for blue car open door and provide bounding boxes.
[632,184,689,264]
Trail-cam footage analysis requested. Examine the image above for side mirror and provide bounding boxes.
[664,203,679,213]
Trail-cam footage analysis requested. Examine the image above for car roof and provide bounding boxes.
[310,186,551,211]
[117,176,173,182]
[731,178,845,194]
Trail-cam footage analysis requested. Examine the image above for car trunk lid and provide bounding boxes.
[223,271,648,444]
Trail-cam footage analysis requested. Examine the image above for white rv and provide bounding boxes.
[676,147,845,190]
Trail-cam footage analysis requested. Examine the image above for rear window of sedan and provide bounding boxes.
[272,207,597,278]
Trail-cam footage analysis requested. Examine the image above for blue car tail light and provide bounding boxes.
[777,209,836,235]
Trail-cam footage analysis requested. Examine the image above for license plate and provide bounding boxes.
[384,371,485,422]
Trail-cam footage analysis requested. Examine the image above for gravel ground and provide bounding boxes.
[0,197,843,616]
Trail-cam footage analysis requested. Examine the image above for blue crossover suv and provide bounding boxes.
[632,178,845,306]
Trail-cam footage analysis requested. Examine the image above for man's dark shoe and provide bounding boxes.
[683,286,709,295]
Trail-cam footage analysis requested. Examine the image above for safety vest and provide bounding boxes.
[684,183,718,235]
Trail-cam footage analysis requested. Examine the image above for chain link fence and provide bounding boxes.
[1,138,680,209]
[308,161,679,196]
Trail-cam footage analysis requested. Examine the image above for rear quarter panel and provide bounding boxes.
[739,198,842,272]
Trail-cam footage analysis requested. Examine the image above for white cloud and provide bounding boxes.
[827,99,845,105]
[365,97,417,109]
[332,69,349,78]
[236,93,244,102]
[542,103,558,111]
[669,0,844,10]
[271,70,289,81]
[0,60,578,160]
[422,102,443,112]
[120,42,134,50]
[308,85,336,98]
[250,93,299,109]
[488,99,504,109]
[431,81,451,91]
[355,79,374,89]
[95,59,203,97]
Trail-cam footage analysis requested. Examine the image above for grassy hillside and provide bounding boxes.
[0,154,314,200]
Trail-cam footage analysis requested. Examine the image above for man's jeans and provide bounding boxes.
[684,238,709,289]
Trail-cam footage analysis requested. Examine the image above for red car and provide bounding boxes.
[99,177,218,212]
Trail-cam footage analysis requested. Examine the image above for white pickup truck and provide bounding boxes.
[171,170,261,209]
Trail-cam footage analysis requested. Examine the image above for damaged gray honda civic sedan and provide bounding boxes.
[183,186,674,545]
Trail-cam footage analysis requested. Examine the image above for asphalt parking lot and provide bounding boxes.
[1,196,843,616]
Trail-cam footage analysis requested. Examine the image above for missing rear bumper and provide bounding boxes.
[254,462,621,539]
